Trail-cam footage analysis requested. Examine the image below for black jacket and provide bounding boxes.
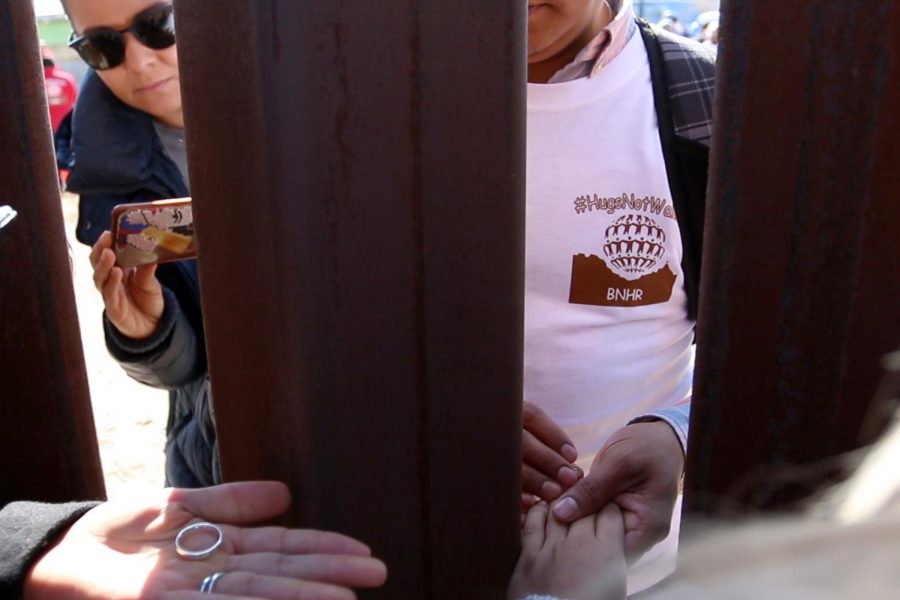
[61,72,219,487]
[0,501,99,598]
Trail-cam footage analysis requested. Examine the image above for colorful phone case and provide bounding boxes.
[110,198,196,268]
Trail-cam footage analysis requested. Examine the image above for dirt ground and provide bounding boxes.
[61,191,168,499]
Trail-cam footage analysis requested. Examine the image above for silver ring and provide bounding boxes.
[175,522,224,560]
[200,571,226,593]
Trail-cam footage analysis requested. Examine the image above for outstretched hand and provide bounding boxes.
[550,421,684,561]
[508,501,627,600]
[90,230,164,340]
[25,481,387,599]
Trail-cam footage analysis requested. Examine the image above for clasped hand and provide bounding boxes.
[521,402,684,560]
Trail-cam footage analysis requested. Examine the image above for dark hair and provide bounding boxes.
[43,57,55,68]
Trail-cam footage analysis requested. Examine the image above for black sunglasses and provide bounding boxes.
[68,3,175,71]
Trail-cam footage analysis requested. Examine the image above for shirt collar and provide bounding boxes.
[547,0,636,84]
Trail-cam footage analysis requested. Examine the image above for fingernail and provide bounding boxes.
[540,480,563,500]
[561,443,577,462]
[557,465,581,487]
[553,497,578,521]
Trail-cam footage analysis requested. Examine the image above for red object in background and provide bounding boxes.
[43,62,77,132]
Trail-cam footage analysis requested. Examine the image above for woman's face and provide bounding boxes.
[67,0,183,128]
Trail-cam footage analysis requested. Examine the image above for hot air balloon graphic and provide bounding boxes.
[601,214,667,281]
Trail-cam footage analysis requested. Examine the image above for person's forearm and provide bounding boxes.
[1,502,99,599]
[104,287,203,388]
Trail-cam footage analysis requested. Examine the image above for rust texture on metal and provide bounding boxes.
[175,1,525,596]
[0,0,105,504]
[685,0,900,513]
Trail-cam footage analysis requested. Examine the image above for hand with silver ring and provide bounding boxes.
[23,481,387,599]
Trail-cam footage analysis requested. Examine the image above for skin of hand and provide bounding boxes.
[522,402,584,504]
[508,501,627,600]
[90,230,165,340]
[24,481,388,600]
[551,421,685,561]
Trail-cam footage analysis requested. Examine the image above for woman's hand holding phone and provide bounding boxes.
[90,231,164,340]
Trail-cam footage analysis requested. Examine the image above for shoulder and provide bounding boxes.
[72,71,157,144]
[67,72,161,193]
[638,20,717,145]
[647,22,717,75]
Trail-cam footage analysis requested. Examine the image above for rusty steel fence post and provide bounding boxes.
[175,1,525,597]
[685,1,900,514]
[0,0,105,504]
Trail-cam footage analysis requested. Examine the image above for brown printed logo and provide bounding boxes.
[569,214,677,307]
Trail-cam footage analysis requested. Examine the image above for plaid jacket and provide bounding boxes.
[654,28,717,146]
[638,20,717,319]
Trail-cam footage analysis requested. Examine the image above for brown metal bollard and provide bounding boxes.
[0,0,105,504]
[174,1,525,597]
[685,1,900,513]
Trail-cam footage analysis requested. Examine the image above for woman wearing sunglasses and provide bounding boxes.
[59,0,216,488]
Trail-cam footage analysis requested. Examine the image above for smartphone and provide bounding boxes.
[110,198,196,268]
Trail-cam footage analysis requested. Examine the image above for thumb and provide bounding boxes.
[132,262,160,291]
[169,481,292,525]
[550,462,624,524]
